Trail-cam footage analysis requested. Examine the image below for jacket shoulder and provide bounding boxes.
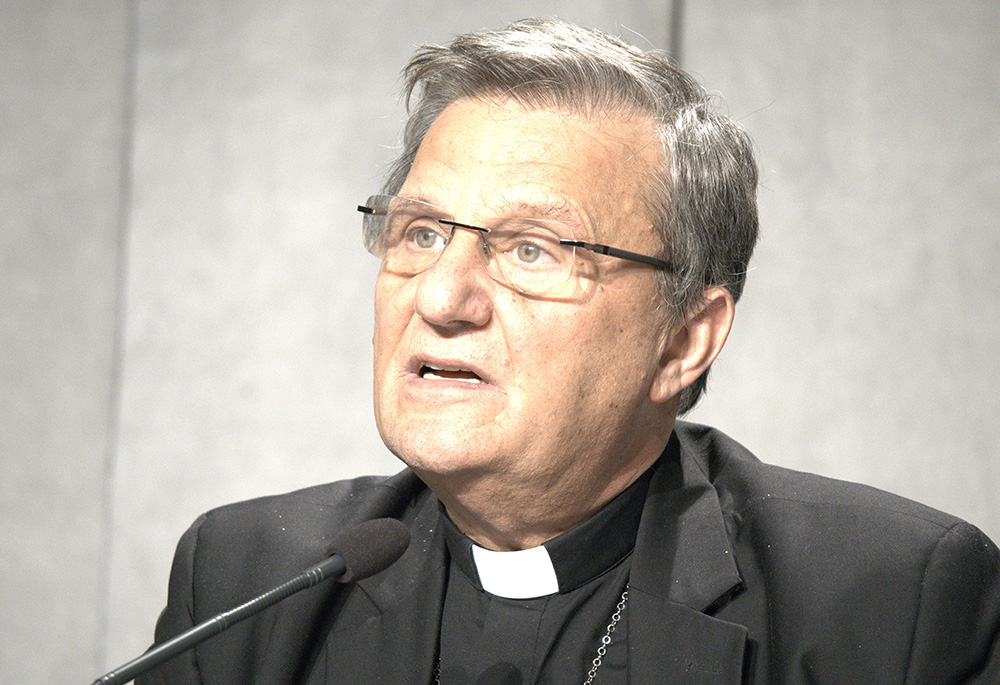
[180,469,428,611]
[674,421,1000,682]
[674,420,964,532]
[198,469,425,540]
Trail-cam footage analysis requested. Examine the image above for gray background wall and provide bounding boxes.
[2,1,997,681]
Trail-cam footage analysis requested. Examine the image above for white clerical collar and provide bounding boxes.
[470,543,560,599]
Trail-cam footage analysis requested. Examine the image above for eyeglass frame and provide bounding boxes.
[357,196,674,292]
[434,218,674,271]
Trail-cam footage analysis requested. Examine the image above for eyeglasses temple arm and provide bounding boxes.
[560,239,674,271]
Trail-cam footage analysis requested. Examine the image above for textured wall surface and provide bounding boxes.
[2,1,997,681]
[1,1,131,678]
[684,0,1000,538]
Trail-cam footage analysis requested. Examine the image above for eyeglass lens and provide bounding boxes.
[361,195,577,296]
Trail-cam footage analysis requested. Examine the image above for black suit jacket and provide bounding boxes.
[139,423,1000,683]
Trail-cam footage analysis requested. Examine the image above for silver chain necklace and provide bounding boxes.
[583,586,629,684]
[433,585,629,685]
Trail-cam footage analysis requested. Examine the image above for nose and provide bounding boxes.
[413,227,494,329]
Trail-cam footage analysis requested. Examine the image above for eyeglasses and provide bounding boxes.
[358,194,673,297]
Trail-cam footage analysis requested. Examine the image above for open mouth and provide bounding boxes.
[419,363,485,384]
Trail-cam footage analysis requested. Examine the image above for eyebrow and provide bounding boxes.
[399,194,450,213]
[397,193,591,234]
[496,196,587,229]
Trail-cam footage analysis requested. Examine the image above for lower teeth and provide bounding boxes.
[424,371,482,383]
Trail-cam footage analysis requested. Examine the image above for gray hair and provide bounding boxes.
[383,18,759,414]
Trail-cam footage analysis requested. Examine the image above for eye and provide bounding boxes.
[403,221,447,251]
[498,227,563,268]
[414,227,442,249]
[515,242,545,263]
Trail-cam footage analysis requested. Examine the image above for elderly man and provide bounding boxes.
[141,19,999,684]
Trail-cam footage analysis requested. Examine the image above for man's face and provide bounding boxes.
[373,97,673,500]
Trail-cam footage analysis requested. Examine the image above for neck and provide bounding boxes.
[421,440,667,551]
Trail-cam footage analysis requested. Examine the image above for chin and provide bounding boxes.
[385,428,497,479]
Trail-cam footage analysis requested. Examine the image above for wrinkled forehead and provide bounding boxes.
[402,97,664,243]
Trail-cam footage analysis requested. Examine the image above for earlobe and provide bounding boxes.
[648,287,735,404]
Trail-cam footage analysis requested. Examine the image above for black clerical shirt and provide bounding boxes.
[436,467,654,684]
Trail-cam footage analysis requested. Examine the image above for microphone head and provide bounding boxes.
[329,518,410,582]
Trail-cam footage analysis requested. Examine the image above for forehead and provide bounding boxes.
[401,98,662,241]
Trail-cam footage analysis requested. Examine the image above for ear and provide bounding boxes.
[648,287,735,404]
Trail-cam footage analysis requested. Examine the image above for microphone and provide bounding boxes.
[91,517,410,685]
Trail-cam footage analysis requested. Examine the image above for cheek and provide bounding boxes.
[374,274,408,328]
[513,307,612,404]
[575,300,661,397]
[372,276,410,372]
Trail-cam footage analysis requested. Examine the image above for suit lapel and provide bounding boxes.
[629,589,749,684]
[360,495,448,683]
[307,490,448,684]
[627,433,750,683]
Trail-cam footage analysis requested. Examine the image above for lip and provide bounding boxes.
[406,353,494,387]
